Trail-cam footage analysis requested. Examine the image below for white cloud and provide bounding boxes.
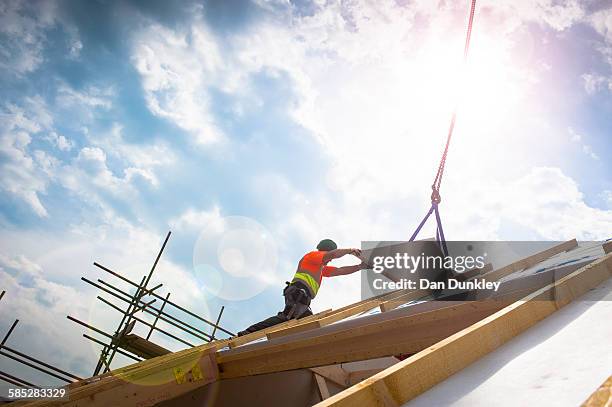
[46,131,73,151]
[586,7,612,70]
[582,73,611,94]
[0,96,173,217]
[131,20,223,144]
[532,0,584,31]
[75,146,120,189]
[589,7,612,43]
[0,252,42,277]
[126,0,611,309]
[501,167,612,240]
[568,127,600,161]
[66,139,167,197]
[0,97,55,216]
[602,190,612,209]
[0,0,58,75]
[581,144,600,161]
[68,36,82,59]
[83,123,174,189]
[56,83,114,110]
[169,205,224,233]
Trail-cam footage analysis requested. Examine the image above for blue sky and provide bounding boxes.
[0,0,611,387]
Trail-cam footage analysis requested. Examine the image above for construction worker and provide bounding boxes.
[237,239,367,336]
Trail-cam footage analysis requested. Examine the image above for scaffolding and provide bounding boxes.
[67,231,233,375]
[0,231,233,391]
[0,291,82,390]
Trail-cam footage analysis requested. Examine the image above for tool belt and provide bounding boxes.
[283,281,312,319]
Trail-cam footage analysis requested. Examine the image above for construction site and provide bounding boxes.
[1,0,611,406]
[0,237,610,406]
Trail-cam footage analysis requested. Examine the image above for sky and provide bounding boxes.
[0,0,611,388]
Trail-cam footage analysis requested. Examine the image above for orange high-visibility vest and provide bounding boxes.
[291,251,336,298]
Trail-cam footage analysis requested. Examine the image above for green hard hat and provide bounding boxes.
[317,239,337,251]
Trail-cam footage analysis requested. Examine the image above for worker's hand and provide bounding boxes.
[359,262,371,270]
[349,248,362,258]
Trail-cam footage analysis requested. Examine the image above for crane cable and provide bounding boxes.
[431,0,477,204]
[409,0,477,251]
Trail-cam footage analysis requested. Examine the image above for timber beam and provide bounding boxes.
[217,299,510,378]
[315,253,612,407]
[482,239,578,282]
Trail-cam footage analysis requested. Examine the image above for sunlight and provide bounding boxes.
[410,34,524,140]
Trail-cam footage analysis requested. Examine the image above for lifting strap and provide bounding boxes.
[409,0,477,255]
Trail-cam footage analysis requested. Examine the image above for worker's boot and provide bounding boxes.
[237,312,288,336]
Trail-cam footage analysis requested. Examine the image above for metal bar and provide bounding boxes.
[98,278,208,337]
[0,374,29,388]
[0,351,73,383]
[67,314,117,377]
[144,231,171,289]
[67,316,115,340]
[0,369,38,388]
[148,283,164,294]
[93,262,234,336]
[1,345,82,381]
[100,275,148,374]
[97,296,196,347]
[0,374,34,388]
[82,334,142,362]
[0,373,38,388]
[1,319,18,346]
[133,297,157,313]
[211,306,225,340]
[147,292,170,340]
[95,347,110,376]
[98,353,111,372]
[90,278,213,341]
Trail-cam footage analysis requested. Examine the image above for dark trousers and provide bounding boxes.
[239,282,313,335]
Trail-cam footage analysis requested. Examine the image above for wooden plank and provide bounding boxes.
[267,301,380,340]
[16,337,235,407]
[310,366,349,387]
[257,289,408,346]
[582,375,612,407]
[265,289,412,340]
[379,290,428,312]
[227,309,333,348]
[461,262,493,280]
[217,299,511,378]
[348,369,386,386]
[315,252,612,407]
[482,239,578,282]
[315,374,331,400]
[218,259,578,379]
[19,345,220,407]
[119,334,171,359]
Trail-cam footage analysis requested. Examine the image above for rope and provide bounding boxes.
[409,0,477,249]
[431,0,477,204]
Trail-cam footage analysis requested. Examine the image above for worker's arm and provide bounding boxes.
[322,248,361,264]
[327,263,369,277]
